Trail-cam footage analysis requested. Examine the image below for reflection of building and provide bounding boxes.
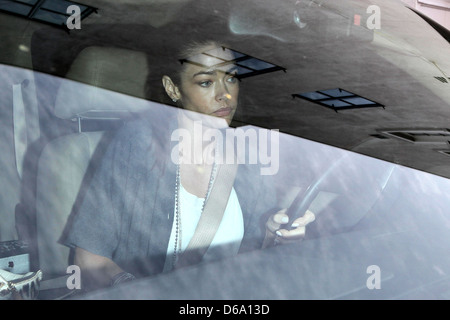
[401,0,450,29]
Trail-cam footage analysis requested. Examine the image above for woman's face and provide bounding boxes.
[176,50,239,125]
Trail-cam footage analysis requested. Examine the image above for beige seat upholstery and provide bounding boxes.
[35,46,152,278]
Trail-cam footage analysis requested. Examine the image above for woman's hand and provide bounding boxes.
[74,247,125,290]
[263,208,316,247]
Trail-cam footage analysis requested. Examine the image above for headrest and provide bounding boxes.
[54,46,152,120]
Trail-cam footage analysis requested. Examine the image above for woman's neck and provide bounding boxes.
[177,110,218,166]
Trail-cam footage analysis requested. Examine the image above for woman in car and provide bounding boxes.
[63,40,314,291]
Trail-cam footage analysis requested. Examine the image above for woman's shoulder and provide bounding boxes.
[114,110,177,147]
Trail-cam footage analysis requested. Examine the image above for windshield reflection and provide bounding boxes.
[5,65,450,299]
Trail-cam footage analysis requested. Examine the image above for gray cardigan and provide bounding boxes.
[63,110,279,277]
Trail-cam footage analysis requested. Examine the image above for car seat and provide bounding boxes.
[34,46,152,290]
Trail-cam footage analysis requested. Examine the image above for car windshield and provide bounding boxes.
[0,0,450,303]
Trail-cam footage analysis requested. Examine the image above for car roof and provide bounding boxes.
[2,0,450,178]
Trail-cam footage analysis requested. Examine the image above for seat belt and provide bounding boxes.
[12,83,28,180]
[175,162,238,269]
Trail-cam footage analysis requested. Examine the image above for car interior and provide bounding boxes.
[0,0,450,300]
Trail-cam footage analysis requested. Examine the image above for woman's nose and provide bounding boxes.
[215,82,232,101]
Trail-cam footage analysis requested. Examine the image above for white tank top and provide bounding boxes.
[163,182,244,272]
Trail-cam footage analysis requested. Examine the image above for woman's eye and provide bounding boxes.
[227,76,238,83]
[198,80,212,87]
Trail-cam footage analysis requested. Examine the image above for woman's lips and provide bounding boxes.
[213,107,232,117]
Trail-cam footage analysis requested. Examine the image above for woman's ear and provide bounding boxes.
[162,75,181,102]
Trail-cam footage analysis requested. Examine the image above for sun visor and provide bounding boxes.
[54,46,152,120]
[228,0,375,44]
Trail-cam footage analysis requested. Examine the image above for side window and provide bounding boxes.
[0,65,40,241]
